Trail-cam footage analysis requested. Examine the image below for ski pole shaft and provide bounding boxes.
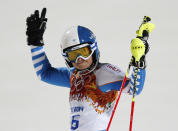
[129,98,135,131]
[129,66,138,131]
[107,64,131,131]
[129,16,154,131]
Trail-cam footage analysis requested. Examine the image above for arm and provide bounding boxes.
[96,66,145,95]
[26,8,71,88]
[96,64,141,94]
[97,17,153,94]
[97,67,146,95]
[128,16,155,95]
[127,68,146,95]
[31,45,71,87]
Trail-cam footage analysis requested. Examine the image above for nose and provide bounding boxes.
[76,57,84,63]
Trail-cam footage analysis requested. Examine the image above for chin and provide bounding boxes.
[77,63,89,70]
[77,66,88,70]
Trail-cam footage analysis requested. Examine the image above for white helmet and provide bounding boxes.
[61,25,100,71]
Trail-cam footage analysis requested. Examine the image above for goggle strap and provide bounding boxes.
[62,52,67,57]
[90,42,96,48]
[69,43,90,52]
[92,46,96,51]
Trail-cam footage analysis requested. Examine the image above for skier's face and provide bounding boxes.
[72,56,93,70]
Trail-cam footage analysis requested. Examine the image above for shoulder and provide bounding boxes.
[94,63,125,86]
[96,63,123,75]
[55,67,73,77]
[101,63,122,73]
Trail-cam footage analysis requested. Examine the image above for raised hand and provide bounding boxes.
[136,16,155,40]
[26,8,47,46]
[131,16,155,68]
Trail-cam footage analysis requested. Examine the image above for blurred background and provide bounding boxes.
[0,0,178,131]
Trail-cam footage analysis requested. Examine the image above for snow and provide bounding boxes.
[0,0,178,131]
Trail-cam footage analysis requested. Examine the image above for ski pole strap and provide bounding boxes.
[133,66,139,97]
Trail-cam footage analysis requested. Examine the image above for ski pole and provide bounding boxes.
[129,65,138,131]
[129,16,153,131]
[128,37,146,131]
[107,62,132,131]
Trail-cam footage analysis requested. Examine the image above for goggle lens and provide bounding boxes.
[67,46,91,62]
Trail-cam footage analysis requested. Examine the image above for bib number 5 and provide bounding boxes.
[71,115,80,130]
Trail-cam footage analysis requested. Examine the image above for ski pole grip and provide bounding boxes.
[131,38,145,62]
[136,16,155,37]
[143,16,151,23]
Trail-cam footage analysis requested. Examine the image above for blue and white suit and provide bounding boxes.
[30,45,146,131]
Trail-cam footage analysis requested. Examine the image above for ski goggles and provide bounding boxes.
[63,43,96,63]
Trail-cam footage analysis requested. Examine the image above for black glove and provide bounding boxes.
[26,8,47,46]
[131,55,146,69]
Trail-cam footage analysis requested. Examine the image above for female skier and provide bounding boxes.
[26,8,153,131]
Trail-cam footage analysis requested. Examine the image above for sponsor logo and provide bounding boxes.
[107,64,121,72]
[71,106,84,113]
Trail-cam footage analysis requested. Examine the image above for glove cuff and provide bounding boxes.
[131,56,147,69]
[27,39,44,46]
[27,32,44,46]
